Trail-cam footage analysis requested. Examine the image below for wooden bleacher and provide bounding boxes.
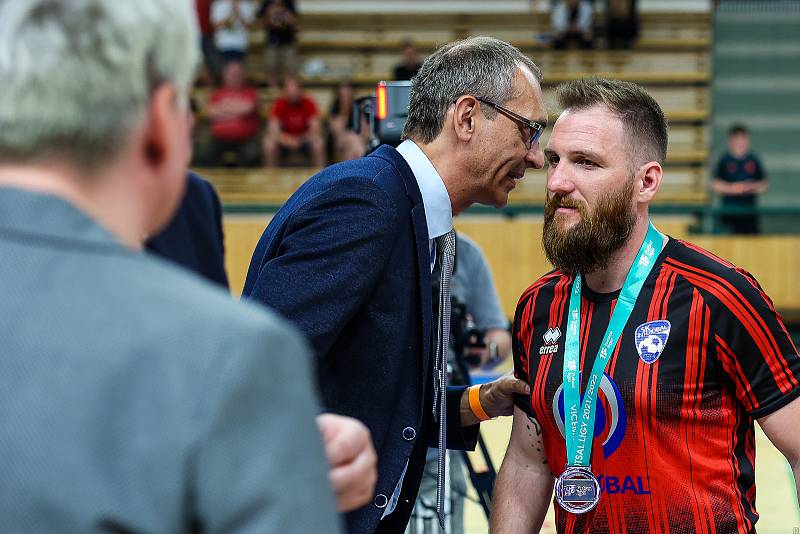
[196,7,712,206]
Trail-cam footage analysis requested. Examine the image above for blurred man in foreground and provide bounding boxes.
[0,1,342,531]
[492,78,800,533]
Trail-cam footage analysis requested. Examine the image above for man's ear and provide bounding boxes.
[142,84,180,169]
[452,95,478,143]
[637,161,663,203]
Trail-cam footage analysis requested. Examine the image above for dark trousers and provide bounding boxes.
[722,214,760,235]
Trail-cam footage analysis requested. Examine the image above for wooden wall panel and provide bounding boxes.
[223,215,799,316]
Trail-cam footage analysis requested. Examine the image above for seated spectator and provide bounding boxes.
[551,0,594,50]
[328,81,367,162]
[606,0,639,49]
[203,61,262,166]
[258,0,298,87]
[263,76,326,167]
[393,39,423,81]
[211,0,257,64]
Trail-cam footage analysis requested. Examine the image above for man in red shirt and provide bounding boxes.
[206,60,262,166]
[263,76,326,168]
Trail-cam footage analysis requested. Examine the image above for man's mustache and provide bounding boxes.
[545,193,585,213]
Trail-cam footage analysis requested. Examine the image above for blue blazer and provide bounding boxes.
[242,145,478,533]
[147,172,228,289]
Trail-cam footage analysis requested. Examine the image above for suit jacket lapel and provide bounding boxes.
[410,204,433,392]
[370,146,434,395]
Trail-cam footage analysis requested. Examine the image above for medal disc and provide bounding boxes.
[555,466,601,514]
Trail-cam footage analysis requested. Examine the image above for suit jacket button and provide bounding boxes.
[374,494,388,509]
[402,427,416,441]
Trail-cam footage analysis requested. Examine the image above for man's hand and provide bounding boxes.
[460,372,530,426]
[479,372,531,417]
[316,413,378,512]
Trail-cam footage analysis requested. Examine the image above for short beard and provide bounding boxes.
[542,179,637,274]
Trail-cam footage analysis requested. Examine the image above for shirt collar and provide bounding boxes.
[396,139,453,240]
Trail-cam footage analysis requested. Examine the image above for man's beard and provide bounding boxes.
[542,179,637,274]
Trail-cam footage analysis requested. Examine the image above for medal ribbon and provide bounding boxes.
[563,222,663,467]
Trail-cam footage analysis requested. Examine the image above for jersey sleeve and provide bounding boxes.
[711,267,800,418]
[512,290,536,416]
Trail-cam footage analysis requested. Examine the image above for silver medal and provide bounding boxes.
[555,465,601,514]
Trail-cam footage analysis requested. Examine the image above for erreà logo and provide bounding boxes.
[540,327,561,355]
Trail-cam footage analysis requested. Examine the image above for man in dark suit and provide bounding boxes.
[243,36,548,533]
[147,171,230,287]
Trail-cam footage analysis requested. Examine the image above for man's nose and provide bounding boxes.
[525,141,545,170]
[546,160,575,196]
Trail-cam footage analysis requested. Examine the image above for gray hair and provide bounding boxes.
[402,36,542,144]
[0,0,199,169]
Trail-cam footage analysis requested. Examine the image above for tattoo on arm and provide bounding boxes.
[525,414,548,464]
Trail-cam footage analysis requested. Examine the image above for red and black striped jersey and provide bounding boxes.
[512,237,800,533]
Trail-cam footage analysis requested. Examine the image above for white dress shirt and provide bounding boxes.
[396,139,453,272]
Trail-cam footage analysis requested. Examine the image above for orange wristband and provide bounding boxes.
[468,385,492,421]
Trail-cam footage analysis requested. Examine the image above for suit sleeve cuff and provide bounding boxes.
[444,386,479,451]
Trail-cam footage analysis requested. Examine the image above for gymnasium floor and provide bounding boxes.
[460,368,800,533]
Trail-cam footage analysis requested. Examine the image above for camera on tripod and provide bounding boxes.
[352,80,411,150]
[449,298,487,369]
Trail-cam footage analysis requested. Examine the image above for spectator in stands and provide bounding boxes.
[211,0,257,64]
[393,39,424,81]
[263,75,326,167]
[258,0,298,87]
[712,124,768,234]
[196,0,221,84]
[328,81,367,161]
[204,60,262,166]
[605,0,639,49]
[551,0,594,50]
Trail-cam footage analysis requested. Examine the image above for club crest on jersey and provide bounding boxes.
[540,327,561,355]
[634,320,671,364]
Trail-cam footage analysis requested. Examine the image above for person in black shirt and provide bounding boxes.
[712,124,767,234]
[258,0,298,86]
[393,40,423,81]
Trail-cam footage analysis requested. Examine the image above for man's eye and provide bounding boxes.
[547,155,559,167]
[577,158,596,168]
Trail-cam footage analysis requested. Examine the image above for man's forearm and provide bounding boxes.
[491,452,553,532]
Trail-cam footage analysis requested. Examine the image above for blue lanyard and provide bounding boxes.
[562,222,663,467]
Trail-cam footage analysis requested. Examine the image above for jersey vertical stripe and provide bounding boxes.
[665,258,798,394]
[512,238,800,533]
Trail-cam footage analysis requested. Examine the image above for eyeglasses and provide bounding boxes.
[476,97,545,149]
